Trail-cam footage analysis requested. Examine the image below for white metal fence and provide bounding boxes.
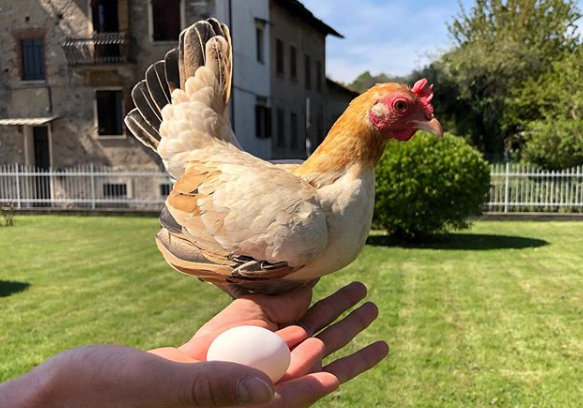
[0,164,172,210]
[1,163,582,213]
[489,163,583,213]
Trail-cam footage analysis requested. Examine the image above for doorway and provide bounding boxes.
[91,0,121,61]
[32,126,51,205]
[92,0,119,33]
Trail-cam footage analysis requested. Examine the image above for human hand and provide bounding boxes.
[152,282,389,408]
[1,283,387,408]
[0,345,277,408]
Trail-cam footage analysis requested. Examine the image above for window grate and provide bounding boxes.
[103,183,127,198]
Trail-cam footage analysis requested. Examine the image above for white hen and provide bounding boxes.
[125,19,442,296]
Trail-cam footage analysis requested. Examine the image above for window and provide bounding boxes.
[151,0,180,42]
[290,112,298,150]
[290,45,297,80]
[103,183,127,198]
[21,39,45,81]
[255,101,271,139]
[316,60,323,93]
[316,114,324,146]
[160,183,172,196]
[96,90,124,136]
[276,109,285,147]
[275,39,285,76]
[304,54,311,90]
[256,24,265,63]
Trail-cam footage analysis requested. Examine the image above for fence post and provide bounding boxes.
[90,163,96,209]
[15,164,22,209]
[503,161,510,213]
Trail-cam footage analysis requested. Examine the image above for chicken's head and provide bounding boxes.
[368,78,443,141]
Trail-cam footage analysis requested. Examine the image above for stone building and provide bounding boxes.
[269,0,341,159]
[0,0,347,170]
[326,78,360,131]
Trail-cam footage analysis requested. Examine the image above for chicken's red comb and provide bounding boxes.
[411,78,435,117]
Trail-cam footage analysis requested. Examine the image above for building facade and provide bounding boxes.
[0,0,348,170]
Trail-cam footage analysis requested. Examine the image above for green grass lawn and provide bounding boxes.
[1,216,583,407]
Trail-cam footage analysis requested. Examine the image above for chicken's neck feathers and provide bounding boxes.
[293,94,386,187]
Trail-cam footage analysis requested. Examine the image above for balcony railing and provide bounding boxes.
[62,32,130,66]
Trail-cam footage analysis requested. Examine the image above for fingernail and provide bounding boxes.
[237,377,274,404]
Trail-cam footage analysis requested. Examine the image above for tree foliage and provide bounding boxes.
[440,0,581,154]
[522,119,583,170]
[348,71,409,94]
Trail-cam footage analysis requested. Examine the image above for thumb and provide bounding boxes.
[169,360,275,407]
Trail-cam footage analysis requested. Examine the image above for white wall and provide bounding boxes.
[216,0,272,159]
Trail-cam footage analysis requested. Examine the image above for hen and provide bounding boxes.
[125,19,443,296]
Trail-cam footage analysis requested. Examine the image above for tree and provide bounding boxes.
[442,0,581,155]
[519,45,583,169]
[348,71,409,93]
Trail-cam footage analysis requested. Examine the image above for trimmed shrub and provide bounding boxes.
[522,119,583,170]
[374,132,490,240]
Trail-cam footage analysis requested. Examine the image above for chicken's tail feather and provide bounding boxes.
[125,18,234,153]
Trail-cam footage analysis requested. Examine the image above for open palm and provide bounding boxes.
[150,282,389,408]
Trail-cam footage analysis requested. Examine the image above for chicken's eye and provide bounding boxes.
[394,100,408,112]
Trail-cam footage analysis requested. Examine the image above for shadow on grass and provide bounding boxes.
[366,233,549,250]
[0,280,30,298]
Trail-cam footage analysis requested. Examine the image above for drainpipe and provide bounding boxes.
[228,0,235,133]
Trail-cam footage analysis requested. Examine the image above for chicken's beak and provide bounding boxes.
[412,118,443,138]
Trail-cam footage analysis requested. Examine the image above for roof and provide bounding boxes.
[326,78,360,97]
[273,0,343,38]
[0,117,59,126]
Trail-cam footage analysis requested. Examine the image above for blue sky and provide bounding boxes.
[301,0,583,83]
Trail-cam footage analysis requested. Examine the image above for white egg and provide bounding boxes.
[206,326,291,382]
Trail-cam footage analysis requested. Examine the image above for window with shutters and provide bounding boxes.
[276,109,286,147]
[290,45,297,81]
[304,54,311,90]
[21,39,45,81]
[256,22,265,63]
[290,112,299,150]
[276,39,284,76]
[255,101,272,139]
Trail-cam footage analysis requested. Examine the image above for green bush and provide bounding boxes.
[374,132,490,240]
[522,120,583,170]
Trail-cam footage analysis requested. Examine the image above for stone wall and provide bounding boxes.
[0,0,210,169]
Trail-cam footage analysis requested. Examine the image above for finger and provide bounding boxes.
[167,359,276,406]
[279,337,325,382]
[49,346,276,408]
[242,285,314,326]
[270,372,339,408]
[323,341,389,384]
[276,325,307,349]
[317,302,379,357]
[299,281,367,336]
